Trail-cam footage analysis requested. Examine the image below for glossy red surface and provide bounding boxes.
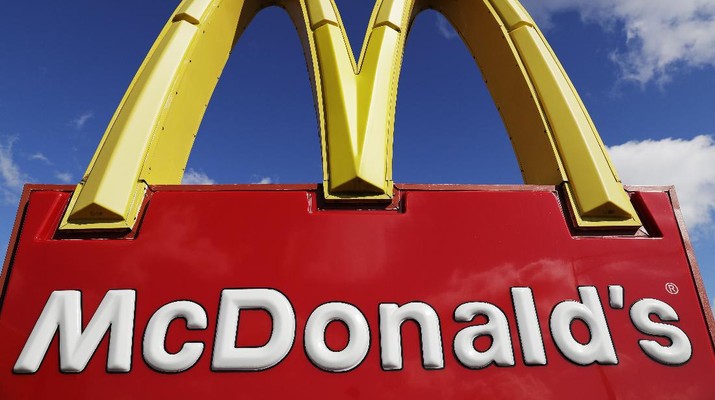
[1,185,714,398]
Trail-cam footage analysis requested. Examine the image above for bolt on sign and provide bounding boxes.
[1,0,714,398]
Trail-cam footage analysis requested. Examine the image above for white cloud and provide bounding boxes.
[435,13,458,40]
[250,175,274,184]
[521,0,715,85]
[608,135,715,233]
[29,152,52,165]
[0,137,30,204]
[70,112,94,130]
[182,168,215,185]
[55,172,73,183]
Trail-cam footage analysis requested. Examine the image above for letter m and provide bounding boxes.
[13,290,136,373]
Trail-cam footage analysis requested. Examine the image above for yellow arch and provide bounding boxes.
[60,0,640,230]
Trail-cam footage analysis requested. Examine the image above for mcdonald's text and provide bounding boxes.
[12,286,692,374]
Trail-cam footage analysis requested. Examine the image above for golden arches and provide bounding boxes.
[60,0,640,230]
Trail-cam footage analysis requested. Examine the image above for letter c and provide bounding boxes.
[143,300,207,373]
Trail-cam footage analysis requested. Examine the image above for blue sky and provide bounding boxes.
[1,1,714,303]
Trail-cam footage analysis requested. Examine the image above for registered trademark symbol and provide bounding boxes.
[665,282,679,295]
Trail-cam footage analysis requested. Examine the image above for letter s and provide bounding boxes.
[630,298,692,365]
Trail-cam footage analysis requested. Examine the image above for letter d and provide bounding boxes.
[212,289,295,371]
[550,286,617,365]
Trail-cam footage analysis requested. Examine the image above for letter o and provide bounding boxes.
[304,302,370,372]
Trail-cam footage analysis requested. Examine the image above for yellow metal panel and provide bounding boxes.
[437,0,565,185]
[534,28,624,184]
[61,0,257,230]
[374,0,406,31]
[306,0,407,198]
[62,21,199,229]
[355,26,398,193]
[306,0,338,29]
[486,0,534,30]
[143,0,248,185]
[510,25,639,226]
[61,0,640,231]
[174,0,214,24]
[312,23,361,191]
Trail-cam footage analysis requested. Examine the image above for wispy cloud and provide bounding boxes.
[435,14,458,40]
[29,152,52,165]
[182,168,215,185]
[250,175,275,184]
[0,137,30,204]
[521,0,715,85]
[608,135,715,235]
[70,112,94,130]
[26,153,74,184]
[55,172,73,184]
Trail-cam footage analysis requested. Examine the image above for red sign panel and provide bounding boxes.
[1,185,714,398]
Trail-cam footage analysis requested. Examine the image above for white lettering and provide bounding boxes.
[550,286,618,365]
[379,302,444,370]
[630,298,692,365]
[454,302,515,368]
[211,289,295,371]
[304,302,370,372]
[143,300,207,373]
[511,288,546,365]
[14,290,135,373]
[14,285,693,373]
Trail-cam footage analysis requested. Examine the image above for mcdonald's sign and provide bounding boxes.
[1,0,714,398]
